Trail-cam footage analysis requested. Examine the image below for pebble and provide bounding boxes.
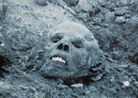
[1,43,4,46]
[124,13,131,18]
[62,0,79,7]
[134,82,138,87]
[114,8,126,16]
[71,83,83,88]
[36,0,47,6]
[120,0,131,5]
[0,81,4,85]
[120,64,129,68]
[115,16,126,24]
[0,26,2,29]
[89,86,98,92]
[18,85,28,90]
[77,0,96,12]
[123,81,129,86]
[104,11,115,23]
[0,4,3,18]
[29,86,36,93]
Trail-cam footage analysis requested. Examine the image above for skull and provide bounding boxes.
[40,21,102,81]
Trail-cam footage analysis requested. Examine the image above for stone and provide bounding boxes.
[35,0,47,6]
[104,11,115,23]
[106,2,116,11]
[115,16,126,24]
[76,0,99,12]
[119,0,131,6]
[114,7,127,16]
[72,4,81,13]
[40,21,102,82]
[92,13,104,24]
[62,0,79,7]
[71,83,83,88]
[124,13,131,18]
[77,13,89,22]
[129,16,138,24]
[0,3,3,19]
[96,13,104,21]
[128,2,138,13]
[120,64,129,68]
[100,7,109,15]
[130,0,138,4]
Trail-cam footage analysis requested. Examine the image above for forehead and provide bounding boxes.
[50,22,93,38]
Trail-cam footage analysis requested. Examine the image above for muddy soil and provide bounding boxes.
[0,0,138,98]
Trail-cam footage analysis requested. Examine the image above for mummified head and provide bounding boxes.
[40,21,102,81]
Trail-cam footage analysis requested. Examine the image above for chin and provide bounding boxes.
[40,61,70,79]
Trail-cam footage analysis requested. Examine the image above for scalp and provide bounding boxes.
[51,21,93,36]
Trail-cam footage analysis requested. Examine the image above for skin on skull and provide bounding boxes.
[40,21,102,80]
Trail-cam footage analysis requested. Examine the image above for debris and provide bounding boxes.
[71,83,83,88]
[123,81,129,86]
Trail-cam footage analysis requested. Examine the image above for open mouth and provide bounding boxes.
[50,55,67,64]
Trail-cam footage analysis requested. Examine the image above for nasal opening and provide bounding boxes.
[64,45,69,51]
[57,43,69,52]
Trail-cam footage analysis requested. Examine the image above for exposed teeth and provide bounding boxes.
[52,57,66,64]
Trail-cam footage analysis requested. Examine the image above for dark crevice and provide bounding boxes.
[0,55,11,77]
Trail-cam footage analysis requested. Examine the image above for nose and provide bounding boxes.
[57,43,69,52]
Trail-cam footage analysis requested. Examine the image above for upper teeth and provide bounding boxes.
[52,57,66,64]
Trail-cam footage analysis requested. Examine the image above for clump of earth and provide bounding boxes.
[0,0,138,97]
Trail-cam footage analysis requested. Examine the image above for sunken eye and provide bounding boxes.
[50,35,63,43]
[72,40,84,48]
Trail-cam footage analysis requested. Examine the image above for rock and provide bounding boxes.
[134,82,138,87]
[129,16,138,24]
[124,13,131,18]
[72,4,81,13]
[89,10,95,17]
[128,2,138,13]
[77,13,89,22]
[120,0,131,6]
[124,16,138,32]
[89,86,98,92]
[29,86,36,93]
[35,0,47,6]
[91,72,104,81]
[100,7,109,15]
[96,13,104,21]
[76,0,99,12]
[62,0,79,7]
[92,25,100,30]
[93,17,102,24]
[18,85,28,90]
[104,11,115,23]
[120,64,129,68]
[99,0,106,7]
[71,83,83,88]
[101,94,108,98]
[130,0,138,4]
[0,3,3,19]
[114,7,127,16]
[106,2,116,11]
[115,16,126,24]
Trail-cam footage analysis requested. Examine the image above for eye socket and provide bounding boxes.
[50,34,63,43]
[72,40,84,48]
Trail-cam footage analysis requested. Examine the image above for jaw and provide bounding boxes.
[40,52,90,82]
[40,58,91,85]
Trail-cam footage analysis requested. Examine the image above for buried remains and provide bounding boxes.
[40,21,105,85]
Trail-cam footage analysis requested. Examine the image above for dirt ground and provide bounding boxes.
[0,0,138,98]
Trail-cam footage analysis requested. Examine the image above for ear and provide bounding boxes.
[87,47,106,81]
[87,44,103,68]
